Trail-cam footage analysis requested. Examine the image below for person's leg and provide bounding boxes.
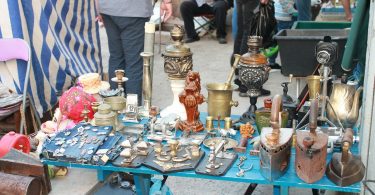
[113,16,148,105]
[240,0,259,54]
[211,0,228,41]
[295,0,311,21]
[101,14,125,89]
[180,0,200,40]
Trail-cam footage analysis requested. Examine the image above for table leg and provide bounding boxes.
[97,170,112,182]
[133,173,151,195]
[273,186,289,195]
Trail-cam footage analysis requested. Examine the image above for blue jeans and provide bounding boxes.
[102,15,149,104]
[295,0,311,21]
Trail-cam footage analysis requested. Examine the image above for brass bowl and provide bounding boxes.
[104,96,126,111]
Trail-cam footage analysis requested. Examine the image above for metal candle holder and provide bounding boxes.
[141,52,153,111]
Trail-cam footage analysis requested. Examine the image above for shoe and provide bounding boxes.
[239,92,248,97]
[269,63,281,69]
[260,88,271,96]
[184,36,200,43]
[217,37,227,44]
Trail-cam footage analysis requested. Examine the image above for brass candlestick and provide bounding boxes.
[141,52,153,110]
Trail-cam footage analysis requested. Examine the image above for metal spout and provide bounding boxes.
[346,86,363,126]
[141,52,153,107]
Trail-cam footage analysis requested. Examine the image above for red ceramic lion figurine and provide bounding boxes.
[178,71,204,132]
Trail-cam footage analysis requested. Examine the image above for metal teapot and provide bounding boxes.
[326,81,363,128]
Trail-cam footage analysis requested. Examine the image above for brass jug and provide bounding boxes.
[206,83,238,118]
[326,81,363,128]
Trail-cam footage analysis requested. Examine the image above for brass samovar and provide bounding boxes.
[237,36,270,123]
[259,95,293,181]
[160,25,193,120]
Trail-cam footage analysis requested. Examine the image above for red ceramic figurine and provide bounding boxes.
[178,71,204,132]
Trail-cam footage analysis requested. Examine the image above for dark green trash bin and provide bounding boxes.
[274,29,350,77]
[292,21,351,29]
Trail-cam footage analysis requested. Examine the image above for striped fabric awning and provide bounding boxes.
[0,0,102,117]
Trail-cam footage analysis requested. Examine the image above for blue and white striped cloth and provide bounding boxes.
[0,0,102,117]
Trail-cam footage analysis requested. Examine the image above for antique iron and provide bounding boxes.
[160,25,193,119]
[326,128,365,186]
[206,83,238,118]
[178,71,205,132]
[327,81,363,128]
[104,96,126,131]
[259,95,293,181]
[237,36,271,123]
[141,52,153,110]
[295,99,328,183]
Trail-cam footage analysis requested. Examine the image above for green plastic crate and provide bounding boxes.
[292,21,351,29]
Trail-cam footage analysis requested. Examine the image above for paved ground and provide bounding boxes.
[49,26,312,195]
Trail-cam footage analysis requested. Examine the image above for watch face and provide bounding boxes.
[316,50,330,65]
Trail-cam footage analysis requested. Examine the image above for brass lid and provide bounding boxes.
[239,36,268,66]
[164,25,192,57]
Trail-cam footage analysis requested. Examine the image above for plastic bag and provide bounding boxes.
[249,1,277,48]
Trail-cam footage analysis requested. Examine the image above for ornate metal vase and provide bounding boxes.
[259,95,293,181]
[162,25,193,79]
[295,99,328,183]
[160,25,193,120]
[237,36,271,123]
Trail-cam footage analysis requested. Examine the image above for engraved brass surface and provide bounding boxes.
[163,25,193,79]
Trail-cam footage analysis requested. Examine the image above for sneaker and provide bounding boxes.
[184,36,200,43]
[217,37,227,44]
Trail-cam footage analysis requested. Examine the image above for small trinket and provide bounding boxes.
[224,117,232,130]
[191,144,200,158]
[236,156,253,177]
[81,149,87,156]
[78,126,84,132]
